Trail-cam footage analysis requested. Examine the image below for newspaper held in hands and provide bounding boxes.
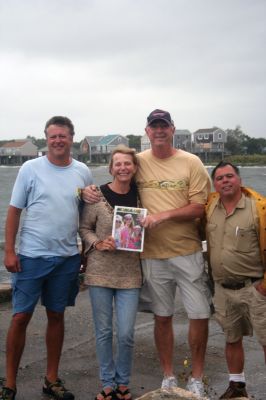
[112,206,147,252]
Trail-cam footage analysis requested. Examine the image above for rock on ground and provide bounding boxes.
[136,388,248,400]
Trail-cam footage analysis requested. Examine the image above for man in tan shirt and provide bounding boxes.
[206,161,266,399]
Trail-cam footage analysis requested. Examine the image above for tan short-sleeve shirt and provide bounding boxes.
[207,194,263,283]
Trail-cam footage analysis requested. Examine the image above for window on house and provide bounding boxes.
[197,135,202,140]
[218,133,222,139]
[204,134,209,139]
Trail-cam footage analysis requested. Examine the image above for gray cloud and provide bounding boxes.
[0,0,265,140]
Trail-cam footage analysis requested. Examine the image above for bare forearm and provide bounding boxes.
[163,203,204,221]
[4,206,22,272]
[5,206,22,253]
[142,203,204,229]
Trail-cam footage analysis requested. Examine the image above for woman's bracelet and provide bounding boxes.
[92,240,102,249]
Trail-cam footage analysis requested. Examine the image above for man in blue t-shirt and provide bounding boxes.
[1,116,93,400]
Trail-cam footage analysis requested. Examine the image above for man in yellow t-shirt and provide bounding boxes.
[136,109,211,397]
[83,109,212,398]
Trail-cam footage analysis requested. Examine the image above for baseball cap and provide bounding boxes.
[146,109,174,126]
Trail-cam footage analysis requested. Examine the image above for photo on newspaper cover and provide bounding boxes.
[112,206,147,252]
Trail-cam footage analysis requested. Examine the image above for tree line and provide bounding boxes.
[225,126,266,155]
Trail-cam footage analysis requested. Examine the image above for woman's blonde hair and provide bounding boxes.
[109,145,138,174]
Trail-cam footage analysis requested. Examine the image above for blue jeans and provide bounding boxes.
[89,286,140,389]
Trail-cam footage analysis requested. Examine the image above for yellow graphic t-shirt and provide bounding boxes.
[136,149,210,259]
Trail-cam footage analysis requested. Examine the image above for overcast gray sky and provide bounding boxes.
[0,0,265,141]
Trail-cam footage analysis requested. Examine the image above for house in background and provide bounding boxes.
[0,139,37,165]
[140,133,151,152]
[79,136,102,163]
[173,130,192,152]
[80,127,227,164]
[38,146,48,156]
[80,134,128,163]
[193,127,227,162]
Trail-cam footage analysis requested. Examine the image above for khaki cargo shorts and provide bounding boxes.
[140,251,212,319]
[214,281,266,345]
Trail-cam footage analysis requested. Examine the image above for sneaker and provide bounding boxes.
[186,376,207,398]
[0,387,16,400]
[219,381,248,399]
[43,377,74,399]
[161,375,178,390]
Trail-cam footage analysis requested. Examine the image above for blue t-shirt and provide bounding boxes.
[10,156,93,257]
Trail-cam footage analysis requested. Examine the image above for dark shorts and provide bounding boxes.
[12,254,81,314]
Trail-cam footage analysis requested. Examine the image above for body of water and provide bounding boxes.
[1,164,266,283]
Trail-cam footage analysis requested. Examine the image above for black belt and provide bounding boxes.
[221,277,260,290]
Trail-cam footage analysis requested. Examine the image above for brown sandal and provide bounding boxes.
[42,377,74,399]
[116,387,132,400]
[0,387,17,400]
[95,389,117,400]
